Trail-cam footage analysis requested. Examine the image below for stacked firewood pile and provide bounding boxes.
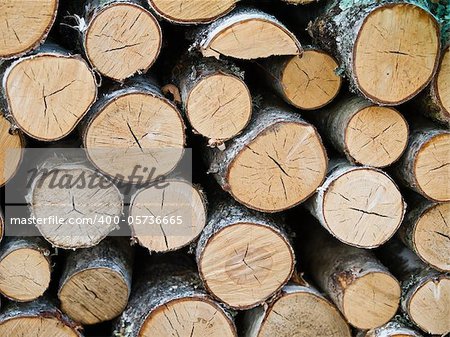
[0,0,449,336]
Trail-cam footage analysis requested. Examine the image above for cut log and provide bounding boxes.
[58,238,133,325]
[305,160,405,248]
[393,126,450,202]
[398,195,449,272]
[377,240,450,335]
[27,156,123,249]
[241,279,351,337]
[206,95,327,212]
[82,77,186,184]
[173,56,252,144]
[0,237,51,302]
[196,196,294,309]
[129,179,207,252]
[0,116,24,186]
[69,0,162,81]
[301,225,401,330]
[114,259,236,337]
[193,8,302,59]
[308,1,440,105]
[0,0,58,59]
[0,298,83,337]
[1,43,97,141]
[147,0,237,24]
[258,49,342,110]
[356,321,423,337]
[309,95,409,167]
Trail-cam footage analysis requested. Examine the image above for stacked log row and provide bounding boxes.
[1,43,97,141]
[301,224,401,330]
[196,196,295,309]
[241,277,352,337]
[26,155,123,249]
[377,240,450,335]
[129,179,207,252]
[206,95,328,213]
[81,76,186,184]
[309,95,409,168]
[305,159,405,248]
[0,0,58,59]
[114,259,237,337]
[67,0,162,81]
[308,0,441,105]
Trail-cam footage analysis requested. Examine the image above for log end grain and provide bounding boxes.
[342,272,401,330]
[344,106,408,167]
[59,268,129,325]
[0,316,80,337]
[414,132,450,202]
[0,247,51,302]
[412,202,450,272]
[228,122,327,212]
[31,166,123,249]
[0,0,57,59]
[186,73,252,141]
[0,116,23,187]
[256,286,351,337]
[130,180,207,252]
[202,12,302,59]
[148,0,237,24]
[322,167,404,248]
[85,3,161,81]
[407,275,450,335]
[354,4,440,105]
[436,47,450,120]
[281,51,341,110]
[4,54,97,141]
[84,92,185,183]
[199,223,294,309]
[139,297,236,336]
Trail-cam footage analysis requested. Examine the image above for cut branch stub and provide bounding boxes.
[302,226,401,330]
[206,97,327,212]
[398,197,450,272]
[114,261,236,337]
[309,1,440,105]
[82,78,185,184]
[28,157,123,249]
[0,116,24,187]
[259,49,342,110]
[58,238,133,325]
[0,0,58,59]
[129,180,207,252]
[242,281,351,337]
[1,45,97,141]
[82,1,162,81]
[394,127,450,202]
[174,57,252,143]
[377,240,450,335]
[0,237,51,302]
[195,8,302,59]
[147,0,237,24]
[310,95,409,167]
[196,196,294,309]
[0,298,83,337]
[417,46,450,126]
[305,160,405,248]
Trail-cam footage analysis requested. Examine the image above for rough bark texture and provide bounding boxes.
[356,320,423,337]
[196,195,295,309]
[376,240,450,335]
[113,258,236,337]
[308,0,440,105]
[0,297,83,336]
[191,7,302,59]
[58,237,133,324]
[0,236,51,302]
